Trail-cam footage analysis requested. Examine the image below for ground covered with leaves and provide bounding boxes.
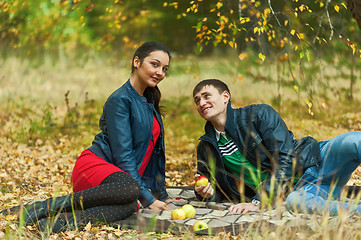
[1,56,361,239]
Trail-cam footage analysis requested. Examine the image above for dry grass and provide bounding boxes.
[0,54,361,239]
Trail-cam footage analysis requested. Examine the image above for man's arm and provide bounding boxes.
[252,104,296,200]
[194,141,216,201]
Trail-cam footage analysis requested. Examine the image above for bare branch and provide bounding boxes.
[268,0,282,27]
[325,0,334,40]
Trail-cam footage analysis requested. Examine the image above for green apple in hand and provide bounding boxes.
[193,220,208,231]
[195,175,209,187]
[181,204,196,218]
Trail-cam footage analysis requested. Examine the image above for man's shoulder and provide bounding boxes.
[234,103,276,117]
[242,103,274,111]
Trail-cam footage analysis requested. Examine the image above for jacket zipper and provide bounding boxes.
[199,136,241,197]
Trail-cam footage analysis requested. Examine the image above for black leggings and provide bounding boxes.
[64,172,140,224]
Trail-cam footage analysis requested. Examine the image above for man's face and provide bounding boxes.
[193,85,230,122]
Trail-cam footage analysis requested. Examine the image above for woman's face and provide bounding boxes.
[133,50,170,89]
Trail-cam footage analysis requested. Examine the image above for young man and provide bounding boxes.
[193,79,361,215]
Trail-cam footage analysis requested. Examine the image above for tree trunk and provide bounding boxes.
[346,0,361,29]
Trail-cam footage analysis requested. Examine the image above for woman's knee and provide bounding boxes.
[130,178,141,198]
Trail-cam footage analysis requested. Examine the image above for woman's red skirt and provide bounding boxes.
[71,149,125,192]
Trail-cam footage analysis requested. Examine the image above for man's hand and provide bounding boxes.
[195,182,214,198]
[228,202,260,214]
[148,200,170,210]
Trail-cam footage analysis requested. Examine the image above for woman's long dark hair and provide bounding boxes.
[132,42,171,115]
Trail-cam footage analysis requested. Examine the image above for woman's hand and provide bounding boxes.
[164,198,187,204]
[195,182,214,199]
[228,203,260,214]
[147,200,170,210]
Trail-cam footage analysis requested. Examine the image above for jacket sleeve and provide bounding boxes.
[104,97,156,207]
[195,141,218,202]
[252,104,296,201]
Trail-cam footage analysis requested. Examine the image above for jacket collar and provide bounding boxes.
[224,101,238,137]
[124,79,148,104]
[214,128,228,142]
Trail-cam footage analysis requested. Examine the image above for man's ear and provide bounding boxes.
[223,91,230,103]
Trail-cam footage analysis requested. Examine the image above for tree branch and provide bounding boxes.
[268,0,282,27]
[325,0,334,40]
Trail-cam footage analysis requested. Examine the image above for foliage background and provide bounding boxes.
[1,0,361,239]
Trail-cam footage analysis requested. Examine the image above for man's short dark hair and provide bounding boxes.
[193,79,231,97]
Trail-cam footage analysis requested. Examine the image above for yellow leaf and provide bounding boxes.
[6,214,17,221]
[216,2,223,9]
[334,5,340,12]
[85,222,92,231]
[284,20,288,26]
[258,53,266,61]
[290,30,295,36]
[341,2,347,9]
[294,85,299,93]
[239,52,246,60]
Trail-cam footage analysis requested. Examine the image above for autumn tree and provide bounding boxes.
[0,0,199,58]
[164,0,361,107]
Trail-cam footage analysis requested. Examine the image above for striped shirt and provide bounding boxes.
[215,128,267,188]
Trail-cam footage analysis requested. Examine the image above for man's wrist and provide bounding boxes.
[251,199,261,206]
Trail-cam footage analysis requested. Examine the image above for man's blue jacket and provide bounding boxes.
[89,80,167,207]
[196,102,321,202]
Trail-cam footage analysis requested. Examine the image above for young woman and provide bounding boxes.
[1,42,172,232]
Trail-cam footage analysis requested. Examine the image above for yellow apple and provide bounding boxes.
[193,220,208,231]
[171,208,186,220]
[195,175,209,187]
[181,204,196,218]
